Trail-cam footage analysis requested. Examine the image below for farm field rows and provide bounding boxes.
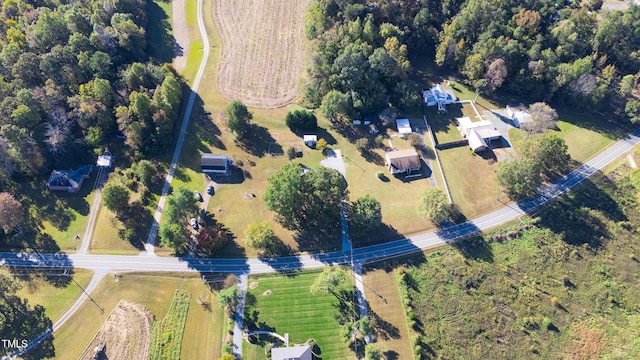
[213,0,311,108]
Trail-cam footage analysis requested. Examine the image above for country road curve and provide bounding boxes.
[144,0,211,254]
[3,128,640,359]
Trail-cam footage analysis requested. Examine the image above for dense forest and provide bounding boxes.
[305,0,640,122]
[0,0,183,188]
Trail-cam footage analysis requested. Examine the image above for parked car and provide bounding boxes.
[190,218,198,230]
[194,190,203,202]
[206,184,214,195]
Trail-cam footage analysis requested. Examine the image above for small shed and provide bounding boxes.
[201,153,231,175]
[396,118,412,137]
[303,135,318,147]
[96,154,113,167]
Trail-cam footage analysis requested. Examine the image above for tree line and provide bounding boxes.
[305,0,640,124]
[0,0,184,187]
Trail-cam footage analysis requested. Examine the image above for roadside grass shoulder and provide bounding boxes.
[52,273,223,360]
[6,269,93,322]
[399,163,640,359]
[39,191,96,253]
[361,265,413,359]
[243,270,355,360]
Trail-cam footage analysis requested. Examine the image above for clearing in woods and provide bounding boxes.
[213,0,311,109]
[79,301,153,360]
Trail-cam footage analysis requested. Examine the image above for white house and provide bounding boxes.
[457,117,501,153]
[422,84,457,111]
[396,118,412,137]
[271,345,312,360]
[505,104,532,128]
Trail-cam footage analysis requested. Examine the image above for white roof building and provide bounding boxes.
[271,345,312,360]
[422,84,457,111]
[457,117,501,153]
[396,118,412,136]
[506,104,532,128]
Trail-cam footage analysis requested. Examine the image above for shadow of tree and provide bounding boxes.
[146,0,176,63]
[368,307,400,340]
[236,124,276,157]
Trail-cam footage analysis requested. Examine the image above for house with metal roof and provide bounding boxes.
[201,153,231,175]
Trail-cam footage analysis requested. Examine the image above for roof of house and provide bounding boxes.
[396,118,412,135]
[201,154,229,168]
[458,117,500,139]
[303,135,317,142]
[468,129,488,152]
[47,165,92,189]
[271,345,312,360]
[506,103,527,113]
[387,148,421,171]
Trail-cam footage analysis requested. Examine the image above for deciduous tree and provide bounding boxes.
[263,163,346,232]
[102,182,130,215]
[523,102,558,134]
[0,192,23,233]
[244,221,280,253]
[417,188,452,226]
[226,100,252,137]
[350,195,382,237]
[310,267,348,296]
[497,159,541,199]
[217,285,240,318]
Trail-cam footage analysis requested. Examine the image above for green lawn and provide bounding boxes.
[8,269,93,323]
[243,270,355,360]
[52,273,223,360]
[438,146,502,218]
[40,190,95,253]
[509,110,630,165]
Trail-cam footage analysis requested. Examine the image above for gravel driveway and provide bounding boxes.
[321,149,346,177]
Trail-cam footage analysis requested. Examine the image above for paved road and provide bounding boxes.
[4,128,640,274]
[4,129,639,359]
[144,0,211,254]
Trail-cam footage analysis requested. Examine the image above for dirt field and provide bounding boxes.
[213,0,311,109]
[79,301,153,360]
[172,0,189,72]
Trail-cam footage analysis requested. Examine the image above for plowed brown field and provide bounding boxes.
[213,0,311,109]
[79,301,153,360]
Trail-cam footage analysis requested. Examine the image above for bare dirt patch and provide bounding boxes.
[213,0,311,108]
[249,281,259,289]
[79,300,154,360]
[262,289,272,296]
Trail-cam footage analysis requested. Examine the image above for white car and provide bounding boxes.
[190,218,198,230]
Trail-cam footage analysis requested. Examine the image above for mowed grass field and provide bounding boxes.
[243,271,355,360]
[52,273,223,360]
[361,265,413,359]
